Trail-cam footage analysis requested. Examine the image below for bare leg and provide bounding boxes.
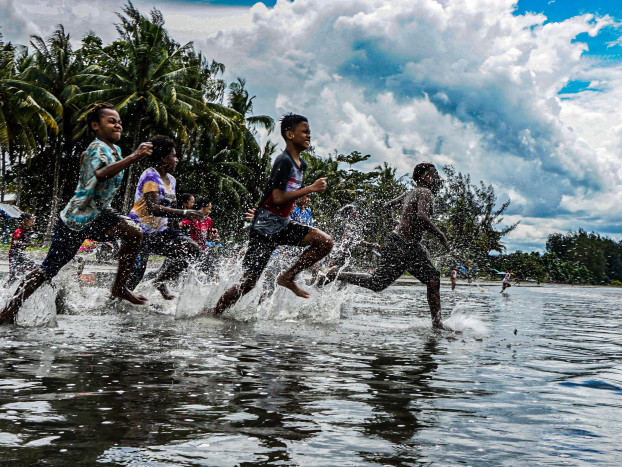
[277,229,333,298]
[212,274,260,315]
[0,269,47,324]
[152,241,201,300]
[104,222,148,305]
[426,279,448,330]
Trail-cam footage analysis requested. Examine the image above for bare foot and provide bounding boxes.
[433,322,461,333]
[153,281,176,300]
[111,286,148,305]
[316,266,339,288]
[276,274,311,298]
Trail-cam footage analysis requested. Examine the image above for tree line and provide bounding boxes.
[12,1,616,287]
[491,230,622,285]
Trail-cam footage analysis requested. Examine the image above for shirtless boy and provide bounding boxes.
[210,113,333,315]
[324,162,450,330]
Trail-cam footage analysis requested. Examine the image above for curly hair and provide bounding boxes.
[148,135,176,166]
[85,103,116,133]
[413,162,436,182]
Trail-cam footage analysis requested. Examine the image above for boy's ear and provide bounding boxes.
[285,130,294,141]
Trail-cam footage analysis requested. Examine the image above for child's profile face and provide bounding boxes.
[201,203,212,215]
[184,196,195,209]
[287,121,311,150]
[24,218,35,229]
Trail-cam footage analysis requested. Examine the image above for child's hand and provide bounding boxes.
[310,178,328,192]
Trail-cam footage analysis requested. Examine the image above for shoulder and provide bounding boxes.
[140,167,160,181]
[274,151,293,168]
[12,228,23,239]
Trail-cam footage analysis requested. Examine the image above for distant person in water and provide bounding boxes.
[0,104,152,324]
[127,135,205,300]
[321,162,451,330]
[209,113,333,315]
[8,213,38,284]
[450,266,458,291]
[501,269,513,293]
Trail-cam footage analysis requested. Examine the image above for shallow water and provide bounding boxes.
[1,281,621,465]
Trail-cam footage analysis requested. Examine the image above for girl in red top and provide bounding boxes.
[181,198,218,251]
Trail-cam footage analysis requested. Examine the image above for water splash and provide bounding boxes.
[14,282,57,328]
[445,299,488,334]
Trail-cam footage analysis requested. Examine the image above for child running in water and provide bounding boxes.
[0,104,152,324]
[501,269,512,292]
[321,162,451,330]
[209,113,333,315]
[127,135,205,299]
[182,197,220,277]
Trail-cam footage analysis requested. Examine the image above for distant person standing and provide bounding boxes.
[0,103,152,325]
[450,266,458,291]
[8,213,38,284]
[501,269,513,293]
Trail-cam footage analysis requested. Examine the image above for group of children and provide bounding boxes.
[0,105,453,330]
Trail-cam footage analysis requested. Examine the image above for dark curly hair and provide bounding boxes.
[148,135,176,166]
[280,113,308,140]
[413,162,436,182]
[194,197,212,210]
[85,103,116,133]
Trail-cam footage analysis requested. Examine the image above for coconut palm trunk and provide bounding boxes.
[44,139,62,242]
[1,150,5,202]
[122,118,143,213]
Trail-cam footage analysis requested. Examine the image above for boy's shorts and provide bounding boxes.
[40,210,129,279]
[371,232,440,288]
[242,221,312,277]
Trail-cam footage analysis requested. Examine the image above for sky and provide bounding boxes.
[1,0,621,252]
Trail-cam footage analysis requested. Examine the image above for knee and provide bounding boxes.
[369,282,390,293]
[311,231,333,252]
[427,276,441,290]
[240,275,259,293]
[120,224,143,245]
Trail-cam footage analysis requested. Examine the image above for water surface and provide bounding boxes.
[1,282,621,465]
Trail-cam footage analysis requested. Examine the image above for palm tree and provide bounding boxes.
[23,25,84,239]
[0,33,61,205]
[71,2,240,211]
[227,78,275,203]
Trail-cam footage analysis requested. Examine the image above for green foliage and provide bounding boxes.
[0,4,518,263]
[546,230,622,284]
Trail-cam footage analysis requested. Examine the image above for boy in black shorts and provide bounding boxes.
[322,163,451,330]
[210,113,333,315]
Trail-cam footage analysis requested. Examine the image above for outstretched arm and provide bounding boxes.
[95,142,153,182]
[144,192,205,220]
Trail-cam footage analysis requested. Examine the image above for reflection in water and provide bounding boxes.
[0,284,621,464]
